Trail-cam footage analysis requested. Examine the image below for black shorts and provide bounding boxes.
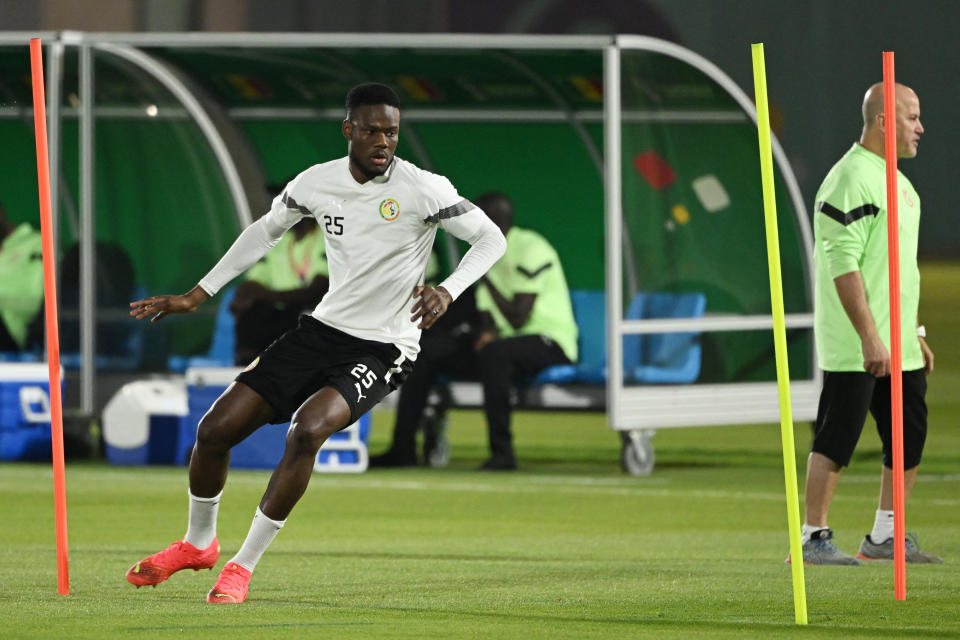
[812,369,928,469]
[236,315,413,424]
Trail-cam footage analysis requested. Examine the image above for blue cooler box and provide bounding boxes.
[0,363,61,462]
[185,368,371,472]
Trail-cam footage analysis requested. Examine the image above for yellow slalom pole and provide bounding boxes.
[751,43,807,626]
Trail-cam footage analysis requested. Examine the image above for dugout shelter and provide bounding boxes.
[0,32,818,464]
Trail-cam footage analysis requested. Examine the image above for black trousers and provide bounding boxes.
[477,335,570,462]
[813,369,927,468]
[387,328,477,460]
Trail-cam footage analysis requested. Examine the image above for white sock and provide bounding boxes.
[870,509,895,543]
[184,490,222,549]
[229,507,286,572]
[801,523,827,544]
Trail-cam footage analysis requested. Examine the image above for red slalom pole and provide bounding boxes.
[30,37,70,596]
[882,51,906,601]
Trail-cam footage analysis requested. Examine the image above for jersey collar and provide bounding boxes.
[369,156,398,184]
[344,156,398,186]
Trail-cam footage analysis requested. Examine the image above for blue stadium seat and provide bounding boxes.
[531,289,706,387]
[530,289,607,386]
[167,286,237,372]
[623,292,706,384]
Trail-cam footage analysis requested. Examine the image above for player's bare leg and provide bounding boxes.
[878,464,918,510]
[207,387,351,603]
[260,387,352,520]
[190,382,277,497]
[803,451,843,527]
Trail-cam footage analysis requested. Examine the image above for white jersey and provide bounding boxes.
[199,156,505,360]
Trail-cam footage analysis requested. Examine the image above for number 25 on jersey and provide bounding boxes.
[324,215,344,235]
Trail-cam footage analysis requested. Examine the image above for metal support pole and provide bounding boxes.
[47,39,65,366]
[46,40,63,267]
[603,42,623,423]
[79,44,96,416]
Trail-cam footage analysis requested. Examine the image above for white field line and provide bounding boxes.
[840,472,960,483]
[4,470,958,504]
[299,474,960,505]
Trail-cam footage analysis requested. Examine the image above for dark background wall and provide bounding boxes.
[1,0,956,256]
[649,0,958,258]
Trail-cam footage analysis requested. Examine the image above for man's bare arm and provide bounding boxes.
[834,270,889,377]
[481,275,535,330]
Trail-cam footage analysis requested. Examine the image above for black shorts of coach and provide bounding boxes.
[812,369,928,469]
[236,315,413,426]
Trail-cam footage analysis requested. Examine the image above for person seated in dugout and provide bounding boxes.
[472,192,578,470]
[230,182,330,365]
[0,201,44,353]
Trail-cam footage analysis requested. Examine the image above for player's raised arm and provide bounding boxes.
[198,192,307,297]
[132,177,311,323]
[129,215,290,324]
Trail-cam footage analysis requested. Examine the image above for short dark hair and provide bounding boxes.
[345,83,400,116]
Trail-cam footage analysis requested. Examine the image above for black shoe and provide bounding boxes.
[479,457,517,471]
[369,451,418,468]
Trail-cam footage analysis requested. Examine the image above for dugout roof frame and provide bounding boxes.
[0,31,818,428]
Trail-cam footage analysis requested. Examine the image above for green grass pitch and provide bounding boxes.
[2,262,959,638]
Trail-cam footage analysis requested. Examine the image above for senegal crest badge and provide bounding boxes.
[379,198,400,221]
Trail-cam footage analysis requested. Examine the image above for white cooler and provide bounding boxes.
[102,379,189,465]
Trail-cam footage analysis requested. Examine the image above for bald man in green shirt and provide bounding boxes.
[474,193,577,470]
[797,82,940,565]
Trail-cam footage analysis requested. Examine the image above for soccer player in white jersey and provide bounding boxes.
[124,83,506,603]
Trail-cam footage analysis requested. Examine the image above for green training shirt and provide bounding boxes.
[246,227,328,291]
[0,223,44,348]
[813,142,923,372]
[476,226,578,362]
